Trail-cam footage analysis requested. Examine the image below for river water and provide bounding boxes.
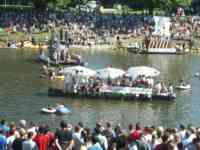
[0,49,200,129]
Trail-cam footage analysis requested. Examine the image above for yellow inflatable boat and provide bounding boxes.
[17,41,48,49]
[54,75,65,80]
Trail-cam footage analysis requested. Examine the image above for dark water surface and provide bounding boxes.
[0,49,200,129]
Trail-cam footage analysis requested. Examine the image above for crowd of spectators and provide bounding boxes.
[169,8,200,41]
[1,119,200,150]
[0,9,154,46]
[0,8,200,47]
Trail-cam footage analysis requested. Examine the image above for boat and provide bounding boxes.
[195,72,200,77]
[36,54,85,66]
[56,106,71,115]
[48,87,175,101]
[176,84,191,90]
[127,38,185,54]
[41,107,56,114]
[152,93,176,101]
[54,75,65,80]
[128,47,183,54]
[17,41,48,49]
[48,66,176,101]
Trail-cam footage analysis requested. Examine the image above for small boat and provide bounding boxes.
[9,44,17,49]
[18,41,48,49]
[195,72,200,77]
[56,106,71,115]
[41,107,56,114]
[176,84,191,90]
[54,75,64,80]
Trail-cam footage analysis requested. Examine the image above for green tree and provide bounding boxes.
[32,0,58,9]
[161,0,192,12]
[54,0,73,8]
[53,0,87,8]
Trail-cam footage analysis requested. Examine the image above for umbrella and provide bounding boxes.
[127,66,160,80]
[96,67,125,79]
[63,66,96,77]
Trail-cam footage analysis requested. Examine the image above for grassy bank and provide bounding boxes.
[1,31,200,53]
[0,31,51,43]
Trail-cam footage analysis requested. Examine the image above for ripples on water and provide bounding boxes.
[0,49,200,129]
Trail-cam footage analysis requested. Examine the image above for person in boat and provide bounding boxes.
[161,81,168,93]
[49,70,55,80]
[47,105,54,110]
[76,55,83,65]
[60,49,66,63]
[169,83,174,95]
[154,81,162,94]
[57,67,64,75]
[146,76,154,88]
[38,43,44,55]
[56,103,65,109]
[72,71,79,93]
[179,79,186,86]
[7,41,11,48]
[66,52,71,63]
[107,75,112,86]
[20,40,24,48]
[42,65,49,75]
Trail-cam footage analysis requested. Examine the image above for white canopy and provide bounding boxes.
[127,66,160,79]
[96,67,125,79]
[63,66,96,77]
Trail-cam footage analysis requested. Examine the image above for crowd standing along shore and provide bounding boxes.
[1,9,200,51]
[0,119,200,150]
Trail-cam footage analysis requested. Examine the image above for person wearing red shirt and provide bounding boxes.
[131,122,142,141]
[44,125,55,150]
[34,125,50,150]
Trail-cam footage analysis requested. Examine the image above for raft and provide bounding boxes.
[54,75,65,80]
[195,72,200,77]
[56,107,71,115]
[41,107,56,114]
[17,41,48,49]
[48,87,176,101]
[176,84,191,90]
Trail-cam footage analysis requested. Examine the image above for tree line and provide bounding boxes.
[0,0,198,14]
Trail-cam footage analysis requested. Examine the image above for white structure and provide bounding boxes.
[127,66,160,80]
[96,67,125,80]
[152,16,171,37]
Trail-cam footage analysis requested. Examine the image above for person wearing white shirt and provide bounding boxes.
[22,132,38,150]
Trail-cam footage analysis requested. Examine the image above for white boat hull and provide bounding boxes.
[195,72,200,77]
[176,85,191,90]
[41,108,56,114]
